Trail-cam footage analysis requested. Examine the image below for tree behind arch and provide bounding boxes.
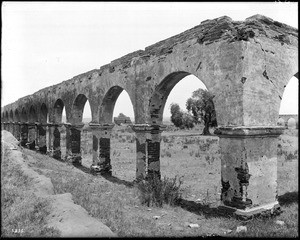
[186,89,217,135]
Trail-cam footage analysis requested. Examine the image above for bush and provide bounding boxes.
[137,175,184,207]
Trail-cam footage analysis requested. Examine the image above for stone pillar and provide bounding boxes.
[27,122,36,150]
[89,123,100,173]
[14,122,21,141]
[132,124,166,180]
[65,123,84,165]
[36,123,47,154]
[8,121,14,135]
[47,123,62,159]
[215,126,284,219]
[20,122,28,147]
[89,123,114,175]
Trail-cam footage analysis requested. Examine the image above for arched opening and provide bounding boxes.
[5,111,9,122]
[68,94,92,165]
[28,105,38,149]
[73,94,89,124]
[9,110,13,121]
[277,74,298,196]
[14,109,20,122]
[98,86,136,181]
[21,108,28,122]
[54,99,65,123]
[38,103,48,153]
[78,96,94,168]
[29,105,38,123]
[287,118,296,129]
[149,72,220,203]
[53,99,66,159]
[40,103,48,123]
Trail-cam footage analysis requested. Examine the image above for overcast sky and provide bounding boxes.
[2,2,298,120]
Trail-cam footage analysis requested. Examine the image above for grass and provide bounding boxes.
[137,175,184,207]
[2,127,298,237]
[1,147,61,237]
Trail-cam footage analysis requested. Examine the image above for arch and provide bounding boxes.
[40,103,48,123]
[278,73,298,117]
[14,109,20,122]
[287,118,296,129]
[5,111,9,122]
[21,107,28,122]
[29,105,38,123]
[53,99,65,123]
[9,110,14,122]
[99,86,131,124]
[72,94,89,124]
[149,71,216,125]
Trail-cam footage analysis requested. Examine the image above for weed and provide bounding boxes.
[137,175,184,207]
[195,150,201,158]
[189,150,194,156]
[165,151,172,158]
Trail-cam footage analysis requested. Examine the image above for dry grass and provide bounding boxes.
[1,147,60,237]
[3,126,298,237]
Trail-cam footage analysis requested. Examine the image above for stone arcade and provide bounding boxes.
[1,15,298,218]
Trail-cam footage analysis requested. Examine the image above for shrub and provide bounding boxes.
[137,175,184,207]
[189,150,194,156]
[165,150,172,158]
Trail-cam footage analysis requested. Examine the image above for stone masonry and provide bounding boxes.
[1,15,298,218]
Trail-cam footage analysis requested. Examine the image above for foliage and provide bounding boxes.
[186,88,217,135]
[170,103,194,129]
[137,175,184,207]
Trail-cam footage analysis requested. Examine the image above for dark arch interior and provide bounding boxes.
[29,106,37,123]
[21,108,28,122]
[40,103,48,123]
[14,109,20,122]
[9,110,13,121]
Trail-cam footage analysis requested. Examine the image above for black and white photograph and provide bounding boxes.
[1,1,298,238]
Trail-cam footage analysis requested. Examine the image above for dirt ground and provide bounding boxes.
[1,130,116,237]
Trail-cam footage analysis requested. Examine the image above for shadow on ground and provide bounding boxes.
[278,191,298,206]
[72,163,298,219]
[73,164,135,188]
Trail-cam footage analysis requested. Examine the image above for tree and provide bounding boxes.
[170,103,183,128]
[170,103,195,129]
[186,89,217,135]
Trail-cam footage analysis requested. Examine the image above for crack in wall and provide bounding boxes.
[254,38,282,100]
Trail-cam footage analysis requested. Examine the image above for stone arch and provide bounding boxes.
[29,105,38,123]
[9,110,14,121]
[53,99,65,123]
[148,71,215,125]
[99,86,134,124]
[40,103,48,123]
[5,111,9,122]
[14,109,20,122]
[72,94,90,124]
[21,107,28,122]
[287,118,296,129]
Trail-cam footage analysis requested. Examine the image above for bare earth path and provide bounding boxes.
[1,130,116,237]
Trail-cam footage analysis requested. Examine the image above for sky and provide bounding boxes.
[1,2,298,121]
